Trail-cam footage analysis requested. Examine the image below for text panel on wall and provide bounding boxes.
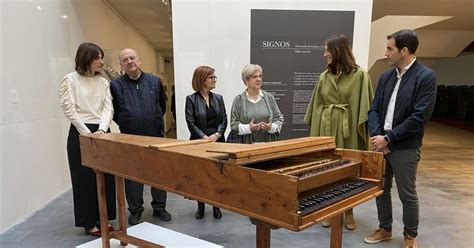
[251,9,354,140]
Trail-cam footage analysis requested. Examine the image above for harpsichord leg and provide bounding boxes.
[115,176,128,246]
[96,171,111,248]
[250,218,279,248]
[330,213,344,248]
[256,222,271,248]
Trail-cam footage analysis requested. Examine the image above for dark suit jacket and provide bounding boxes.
[185,91,227,140]
[368,60,437,150]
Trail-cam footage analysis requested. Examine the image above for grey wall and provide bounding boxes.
[430,53,474,86]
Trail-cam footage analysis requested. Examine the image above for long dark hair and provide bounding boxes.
[74,42,104,75]
[325,34,358,75]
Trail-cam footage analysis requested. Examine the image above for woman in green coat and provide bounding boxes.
[304,34,374,230]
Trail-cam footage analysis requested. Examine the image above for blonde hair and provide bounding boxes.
[241,64,263,84]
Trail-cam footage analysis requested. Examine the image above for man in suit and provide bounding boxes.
[110,48,171,225]
[364,29,437,248]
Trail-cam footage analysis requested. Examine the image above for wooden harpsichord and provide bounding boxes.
[80,133,385,248]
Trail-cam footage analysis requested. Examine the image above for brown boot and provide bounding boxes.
[344,209,356,230]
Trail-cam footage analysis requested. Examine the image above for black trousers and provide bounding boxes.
[125,180,167,214]
[67,124,116,228]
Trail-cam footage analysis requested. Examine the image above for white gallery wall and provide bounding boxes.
[172,0,373,140]
[0,0,162,233]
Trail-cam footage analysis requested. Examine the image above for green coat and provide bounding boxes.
[304,68,373,150]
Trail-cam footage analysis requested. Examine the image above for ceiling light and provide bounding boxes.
[36,6,42,11]
[62,15,68,19]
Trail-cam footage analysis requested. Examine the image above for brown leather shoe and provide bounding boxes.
[403,235,418,248]
[364,228,393,244]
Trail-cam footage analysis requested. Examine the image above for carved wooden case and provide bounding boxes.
[80,134,384,231]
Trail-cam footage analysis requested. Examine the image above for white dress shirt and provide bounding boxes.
[384,58,416,131]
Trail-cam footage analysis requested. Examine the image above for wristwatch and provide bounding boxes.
[383,135,390,143]
[214,132,221,139]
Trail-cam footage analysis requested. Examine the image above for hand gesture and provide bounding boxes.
[249,118,261,131]
[260,117,272,131]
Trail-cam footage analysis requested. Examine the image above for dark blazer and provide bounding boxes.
[368,60,437,150]
[185,91,227,140]
[111,72,166,137]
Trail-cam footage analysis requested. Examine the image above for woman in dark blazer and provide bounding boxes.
[185,65,227,219]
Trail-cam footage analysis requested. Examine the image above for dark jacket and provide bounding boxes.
[111,72,166,137]
[368,60,437,150]
[185,91,227,140]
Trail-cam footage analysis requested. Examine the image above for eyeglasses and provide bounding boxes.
[206,76,218,80]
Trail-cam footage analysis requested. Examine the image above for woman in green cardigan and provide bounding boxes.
[304,34,374,230]
[230,64,284,144]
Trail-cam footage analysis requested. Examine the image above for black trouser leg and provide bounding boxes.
[125,179,145,214]
[67,124,116,228]
[376,157,394,231]
[151,187,167,211]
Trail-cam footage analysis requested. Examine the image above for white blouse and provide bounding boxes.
[58,72,113,134]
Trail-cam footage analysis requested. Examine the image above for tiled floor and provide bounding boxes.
[1,121,473,248]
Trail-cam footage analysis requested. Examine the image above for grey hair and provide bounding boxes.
[241,64,263,84]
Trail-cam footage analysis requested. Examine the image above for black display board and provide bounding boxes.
[251,9,354,140]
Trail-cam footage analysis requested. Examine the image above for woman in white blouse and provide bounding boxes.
[59,42,116,236]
